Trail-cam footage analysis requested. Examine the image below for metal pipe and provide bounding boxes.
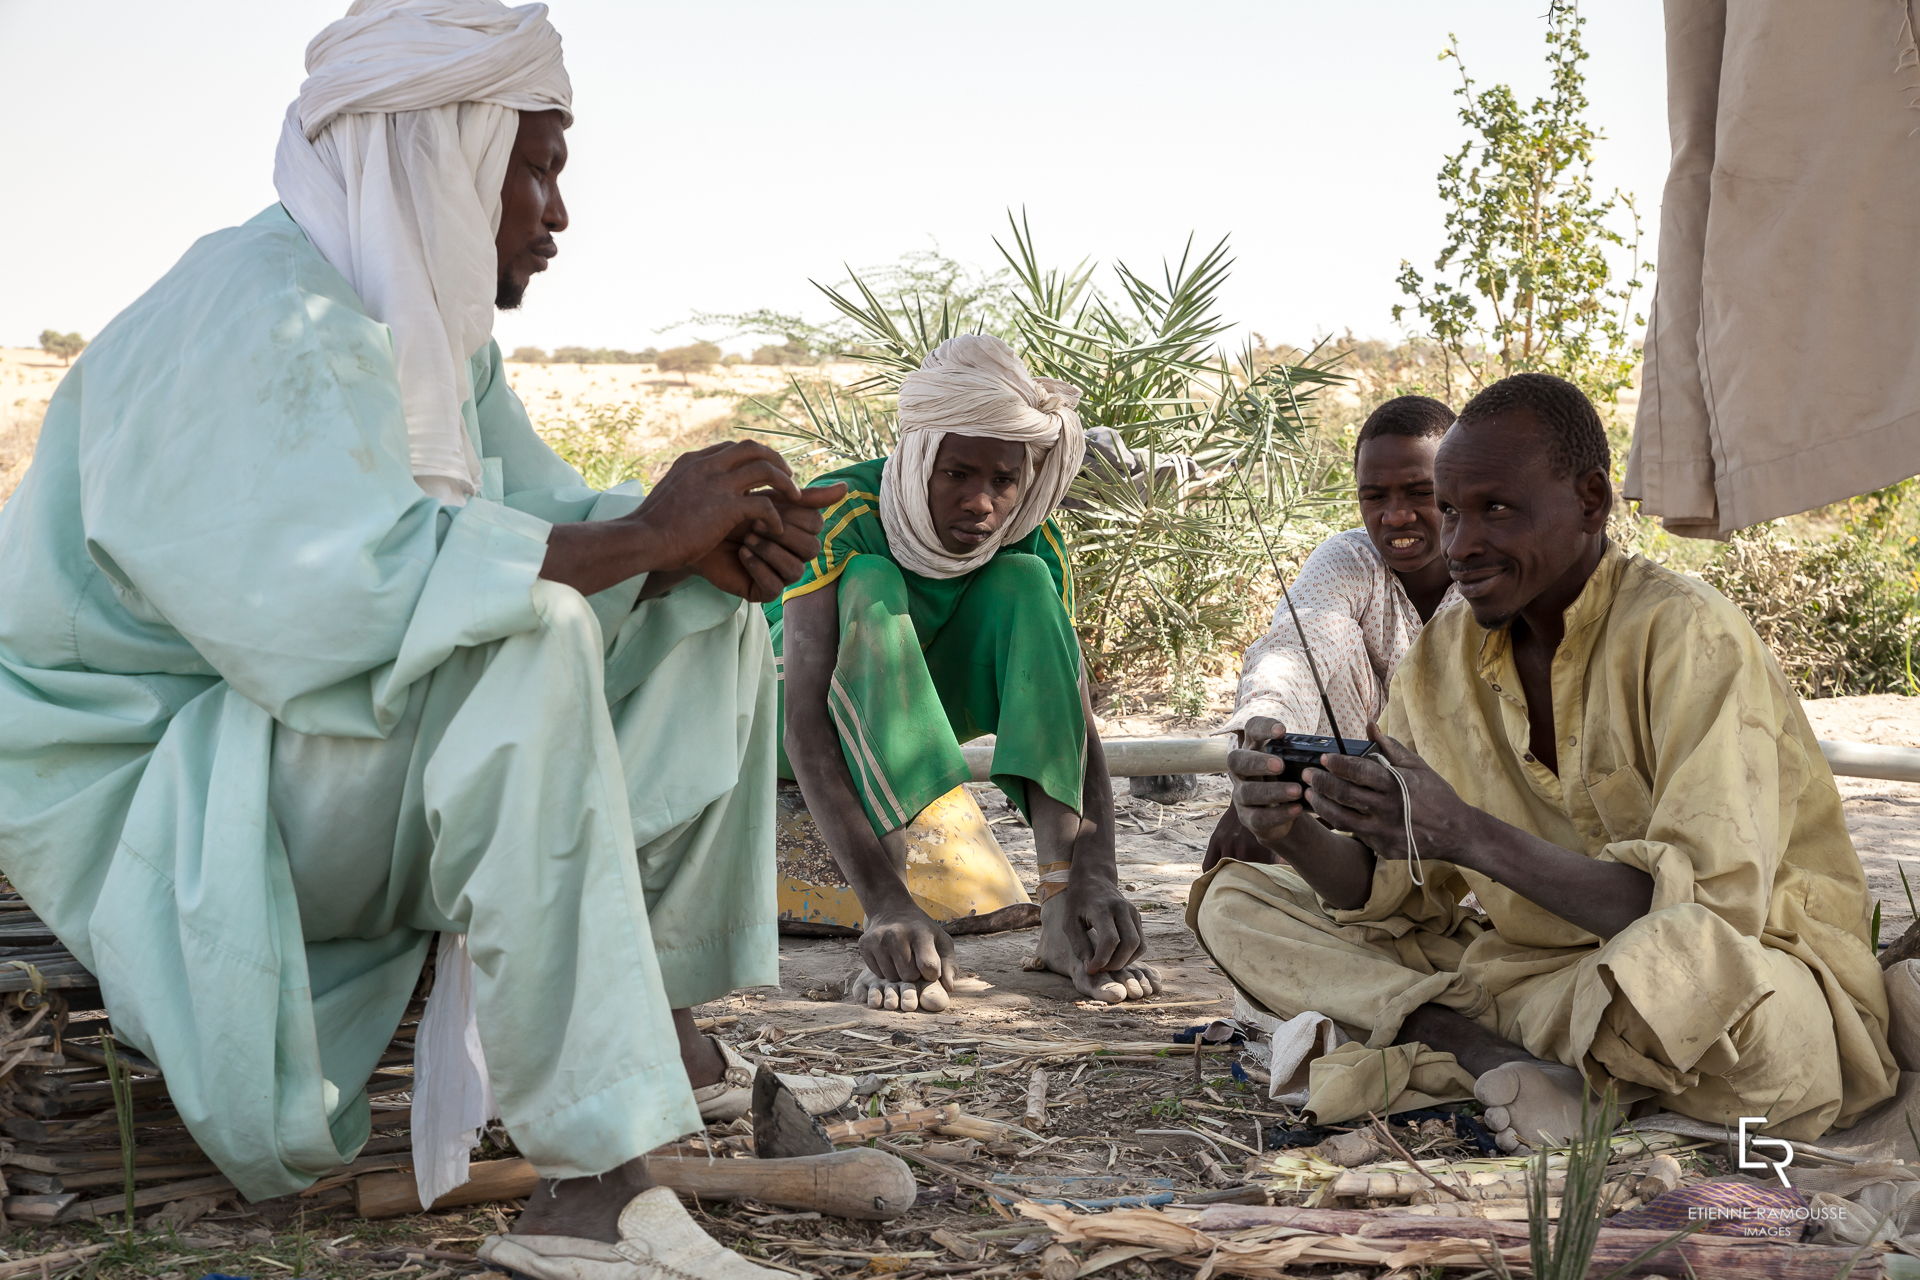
[962,736,1920,784]
[1817,740,1920,783]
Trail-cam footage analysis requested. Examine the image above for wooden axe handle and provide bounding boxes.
[354,1148,918,1222]
[650,1148,917,1221]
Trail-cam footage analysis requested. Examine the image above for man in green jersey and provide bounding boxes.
[768,336,1162,1013]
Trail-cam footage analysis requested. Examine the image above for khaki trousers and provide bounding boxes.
[1191,860,1852,1140]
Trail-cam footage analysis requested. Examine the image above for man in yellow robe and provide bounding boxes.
[1190,372,1897,1150]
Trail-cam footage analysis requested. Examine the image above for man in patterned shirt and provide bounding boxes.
[1206,395,1459,869]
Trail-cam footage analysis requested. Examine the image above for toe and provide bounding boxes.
[1484,1104,1511,1133]
[899,983,920,1013]
[1496,1128,1523,1153]
[880,983,902,1011]
[918,981,952,1013]
[1475,1062,1523,1109]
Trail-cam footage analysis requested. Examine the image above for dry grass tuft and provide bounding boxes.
[0,401,43,505]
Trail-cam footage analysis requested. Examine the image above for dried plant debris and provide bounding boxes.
[0,888,1741,1280]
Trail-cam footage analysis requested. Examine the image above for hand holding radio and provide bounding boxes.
[1302,727,1469,867]
[1227,716,1311,850]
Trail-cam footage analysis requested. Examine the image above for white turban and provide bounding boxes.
[273,0,571,503]
[879,336,1087,579]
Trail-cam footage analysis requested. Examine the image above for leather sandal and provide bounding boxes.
[693,1038,853,1124]
[479,1185,810,1279]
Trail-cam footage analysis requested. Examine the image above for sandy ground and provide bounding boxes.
[0,347,67,502]
[1805,696,1920,939]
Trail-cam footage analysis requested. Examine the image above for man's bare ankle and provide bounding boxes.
[512,1158,654,1244]
[671,1008,728,1089]
[681,1033,726,1089]
[1397,1004,1536,1078]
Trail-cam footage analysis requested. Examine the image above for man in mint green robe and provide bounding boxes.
[0,7,854,1269]
[0,195,795,1198]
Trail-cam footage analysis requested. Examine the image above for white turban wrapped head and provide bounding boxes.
[273,0,572,503]
[879,335,1087,579]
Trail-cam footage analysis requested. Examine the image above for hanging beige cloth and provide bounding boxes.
[1626,0,1920,537]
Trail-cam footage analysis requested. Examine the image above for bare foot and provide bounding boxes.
[1024,908,1163,1004]
[848,967,952,1012]
[1475,1059,1588,1152]
[512,1155,652,1243]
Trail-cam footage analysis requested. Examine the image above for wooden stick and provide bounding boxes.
[0,1244,109,1278]
[934,1114,1042,1144]
[2,1193,76,1223]
[962,734,1920,784]
[60,1160,220,1190]
[60,1039,159,1075]
[1024,1070,1051,1133]
[1191,1204,1879,1279]
[778,1020,870,1041]
[62,1172,235,1221]
[1367,1115,1467,1201]
[822,1104,960,1143]
[1881,919,1920,969]
[354,1156,534,1217]
[652,1150,917,1220]
[354,1148,919,1222]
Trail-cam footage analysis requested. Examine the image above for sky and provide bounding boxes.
[0,0,1669,357]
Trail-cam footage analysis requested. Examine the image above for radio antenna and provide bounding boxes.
[1230,469,1354,754]
[1227,466,1422,885]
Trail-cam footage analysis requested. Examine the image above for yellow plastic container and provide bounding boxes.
[775,784,1033,934]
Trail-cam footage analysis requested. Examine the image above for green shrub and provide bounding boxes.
[507,346,548,364]
[545,347,659,365]
[1697,517,1920,699]
[537,402,652,491]
[750,339,816,367]
[1392,9,1648,407]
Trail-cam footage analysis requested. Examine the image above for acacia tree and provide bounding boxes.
[39,330,86,366]
[655,341,722,384]
[1393,7,1649,405]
